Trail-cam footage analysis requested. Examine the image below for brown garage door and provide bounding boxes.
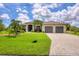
[45,26,53,33]
[56,26,64,33]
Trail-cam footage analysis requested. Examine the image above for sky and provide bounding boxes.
[0,3,79,27]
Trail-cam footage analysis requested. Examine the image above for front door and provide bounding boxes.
[35,26,41,32]
[28,25,32,31]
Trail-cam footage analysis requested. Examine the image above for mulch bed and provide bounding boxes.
[0,34,16,36]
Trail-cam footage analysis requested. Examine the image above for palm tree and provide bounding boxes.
[9,19,21,36]
[0,20,5,31]
[32,20,43,32]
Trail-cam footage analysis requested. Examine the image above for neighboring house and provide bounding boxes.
[25,21,66,33]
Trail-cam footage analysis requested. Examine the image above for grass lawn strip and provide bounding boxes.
[0,32,51,56]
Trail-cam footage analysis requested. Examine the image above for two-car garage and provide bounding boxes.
[45,26,64,33]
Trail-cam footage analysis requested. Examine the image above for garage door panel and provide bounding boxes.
[45,26,53,33]
[56,26,64,33]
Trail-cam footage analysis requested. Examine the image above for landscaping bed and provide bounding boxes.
[0,32,51,56]
[0,34,15,36]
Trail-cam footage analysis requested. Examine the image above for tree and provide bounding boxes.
[0,20,5,31]
[9,19,21,36]
[66,24,71,31]
[33,20,43,26]
[32,20,43,32]
[19,24,26,32]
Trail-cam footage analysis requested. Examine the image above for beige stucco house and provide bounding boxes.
[25,21,66,33]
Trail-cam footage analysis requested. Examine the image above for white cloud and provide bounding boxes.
[16,8,22,12]
[16,7,30,23]
[71,7,79,17]
[64,4,79,22]
[60,3,79,27]
[32,4,63,22]
[32,3,79,27]
[33,14,43,21]
[16,7,28,14]
[0,3,5,8]
[44,3,60,9]
[32,3,60,15]
[33,14,39,19]
[0,13,10,19]
[71,21,79,27]
[32,3,54,21]
[33,3,60,9]
[33,3,42,9]
[22,10,28,13]
[17,13,30,24]
[18,13,29,19]
[32,4,79,21]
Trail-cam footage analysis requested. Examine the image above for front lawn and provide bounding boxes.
[66,31,79,36]
[0,32,51,56]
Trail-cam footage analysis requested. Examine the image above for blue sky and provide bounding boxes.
[0,3,79,27]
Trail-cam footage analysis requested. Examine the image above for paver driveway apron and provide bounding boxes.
[46,33,79,56]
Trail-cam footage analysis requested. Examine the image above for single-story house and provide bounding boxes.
[25,21,66,33]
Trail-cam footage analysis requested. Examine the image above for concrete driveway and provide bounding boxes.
[46,33,79,56]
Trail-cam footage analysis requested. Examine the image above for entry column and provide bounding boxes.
[42,25,45,32]
[26,25,28,32]
[53,26,56,33]
[32,26,34,31]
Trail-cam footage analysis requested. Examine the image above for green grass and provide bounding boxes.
[0,31,9,34]
[0,32,51,56]
[66,31,79,36]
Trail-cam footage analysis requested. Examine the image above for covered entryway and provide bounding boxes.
[45,26,53,33]
[28,25,32,31]
[34,26,41,32]
[56,26,64,33]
